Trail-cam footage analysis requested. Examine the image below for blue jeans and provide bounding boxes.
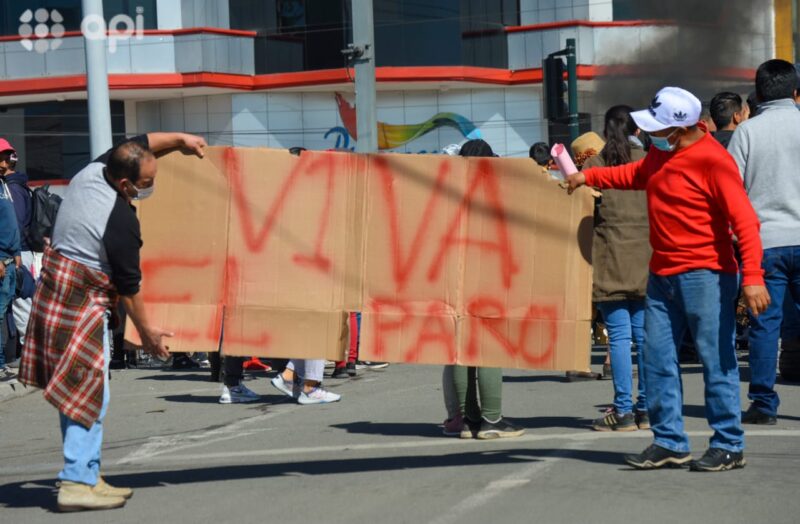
[645,270,743,453]
[597,300,646,414]
[0,265,16,368]
[748,245,800,416]
[58,314,110,486]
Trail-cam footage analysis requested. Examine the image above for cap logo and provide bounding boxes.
[673,111,687,122]
[648,96,662,117]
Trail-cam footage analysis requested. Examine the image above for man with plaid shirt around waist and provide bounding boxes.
[20,132,206,512]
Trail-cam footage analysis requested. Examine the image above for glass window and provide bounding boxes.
[231,0,350,73]
[0,0,156,37]
[0,0,82,36]
[20,100,126,181]
[103,0,158,29]
[612,0,671,20]
[230,0,518,72]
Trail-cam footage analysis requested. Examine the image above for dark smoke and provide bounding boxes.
[593,0,772,114]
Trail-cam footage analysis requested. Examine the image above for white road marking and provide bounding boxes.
[3,429,798,478]
[113,428,800,465]
[427,441,590,524]
[116,404,294,465]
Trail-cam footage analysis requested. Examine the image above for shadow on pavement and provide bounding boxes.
[502,375,567,383]
[158,393,288,404]
[135,373,212,383]
[511,416,590,430]
[333,416,590,436]
[0,447,628,510]
[331,421,445,438]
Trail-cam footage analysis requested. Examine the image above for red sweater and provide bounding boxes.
[583,131,764,286]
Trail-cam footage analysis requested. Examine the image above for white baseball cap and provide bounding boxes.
[630,87,702,133]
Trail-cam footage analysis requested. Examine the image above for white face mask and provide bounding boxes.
[132,184,154,201]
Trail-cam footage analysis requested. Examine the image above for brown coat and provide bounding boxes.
[584,147,651,302]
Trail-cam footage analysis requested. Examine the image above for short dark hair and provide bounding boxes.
[746,91,761,116]
[529,142,551,166]
[755,59,797,102]
[106,141,154,183]
[459,139,496,158]
[709,92,743,129]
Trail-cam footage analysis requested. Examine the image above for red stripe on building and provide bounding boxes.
[0,65,754,97]
[504,19,673,33]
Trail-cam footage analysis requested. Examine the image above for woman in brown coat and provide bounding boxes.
[583,105,651,431]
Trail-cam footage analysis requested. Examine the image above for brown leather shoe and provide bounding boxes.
[57,481,126,512]
[94,476,133,499]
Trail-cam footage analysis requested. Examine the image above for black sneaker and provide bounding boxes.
[592,410,636,432]
[624,444,692,469]
[741,403,777,425]
[330,366,350,379]
[109,359,128,370]
[346,362,357,377]
[477,417,525,439]
[690,448,746,472]
[635,410,650,430]
[460,418,481,439]
[172,355,201,370]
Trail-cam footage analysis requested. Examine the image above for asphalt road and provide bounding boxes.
[1,353,799,524]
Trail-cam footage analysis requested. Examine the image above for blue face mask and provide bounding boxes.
[650,129,679,152]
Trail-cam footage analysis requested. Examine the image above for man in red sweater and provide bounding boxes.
[566,87,770,472]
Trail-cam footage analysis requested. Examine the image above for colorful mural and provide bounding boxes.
[334,93,482,150]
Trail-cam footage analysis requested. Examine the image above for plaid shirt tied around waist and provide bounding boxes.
[19,247,118,428]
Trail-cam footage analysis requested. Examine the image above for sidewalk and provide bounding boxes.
[0,380,35,403]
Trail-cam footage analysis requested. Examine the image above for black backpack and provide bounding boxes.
[6,181,62,252]
[27,185,62,251]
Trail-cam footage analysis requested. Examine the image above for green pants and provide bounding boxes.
[453,366,503,422]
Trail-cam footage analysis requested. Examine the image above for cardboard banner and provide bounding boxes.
[130,147,594,370]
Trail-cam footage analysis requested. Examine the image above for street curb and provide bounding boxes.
[0,381,37,403]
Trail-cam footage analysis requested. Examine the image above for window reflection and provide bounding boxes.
[230,0,517,73]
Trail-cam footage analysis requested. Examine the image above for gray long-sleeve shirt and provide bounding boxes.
[728,98,800,250]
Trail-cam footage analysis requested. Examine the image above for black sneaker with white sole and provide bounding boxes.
[741,403,777,425]
[477,418,525,439]
[592,410,636,432]
[690,448,746,472]
[624,444,692,469]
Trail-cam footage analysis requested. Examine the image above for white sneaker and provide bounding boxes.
[271,375,297,398]
[297,386,341,405]
[219,383,260,404]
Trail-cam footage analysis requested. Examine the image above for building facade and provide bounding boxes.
[0,0,787,180]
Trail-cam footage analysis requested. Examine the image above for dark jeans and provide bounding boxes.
[748,246,800,416]
[223,356,246,387]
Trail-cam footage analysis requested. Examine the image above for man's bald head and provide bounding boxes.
[106,141,157,202]
[107,141,155,184]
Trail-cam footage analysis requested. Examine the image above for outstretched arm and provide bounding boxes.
[146,132,207,158]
